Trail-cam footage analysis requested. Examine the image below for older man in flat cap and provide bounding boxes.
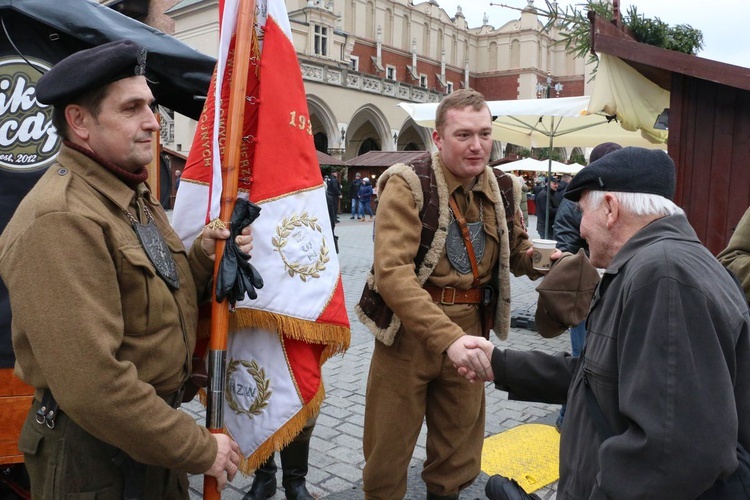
[0,40,247,496]
[460,147,750,499]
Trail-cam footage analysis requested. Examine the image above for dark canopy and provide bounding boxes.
[0,0,216,119]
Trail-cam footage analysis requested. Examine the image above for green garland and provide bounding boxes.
[532,1,704,74]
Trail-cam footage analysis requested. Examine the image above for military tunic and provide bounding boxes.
[0,146,217,496]
[361,154,538,498]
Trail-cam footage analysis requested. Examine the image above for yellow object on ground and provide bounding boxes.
[481,424,560,493]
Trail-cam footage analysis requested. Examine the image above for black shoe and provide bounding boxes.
[283,479,314,500]
[485,475,541,500]
[243,474,277,500]
[244,455,278,500]
[426,493,459,500]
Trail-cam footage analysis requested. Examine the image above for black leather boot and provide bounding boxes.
[485,475,541,500]
[243,454,278,500]
[280,425,314,500]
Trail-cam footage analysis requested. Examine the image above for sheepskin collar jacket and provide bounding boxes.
[356,152,524,345]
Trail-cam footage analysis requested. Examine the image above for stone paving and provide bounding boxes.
[185,214,567,499]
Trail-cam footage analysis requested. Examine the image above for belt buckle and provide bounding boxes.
[441,287,457,305]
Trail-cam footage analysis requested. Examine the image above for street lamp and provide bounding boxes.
[536,70,563,99]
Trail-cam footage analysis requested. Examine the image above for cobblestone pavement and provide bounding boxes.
[185,214,565,499]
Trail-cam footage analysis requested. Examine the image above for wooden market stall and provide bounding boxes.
[589,9,750,254]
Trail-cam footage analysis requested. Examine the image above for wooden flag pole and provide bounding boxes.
[149,112,161,205]
[204,0,257,497]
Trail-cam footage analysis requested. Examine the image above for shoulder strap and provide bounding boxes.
[492,170,517,240]
[409,153,439,268]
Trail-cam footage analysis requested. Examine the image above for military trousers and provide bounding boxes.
[19,398,189,499]
[362,327,486,499]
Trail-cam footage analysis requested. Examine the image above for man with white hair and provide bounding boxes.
[462,147,750,499]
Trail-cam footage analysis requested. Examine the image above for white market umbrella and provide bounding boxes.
[398,95,667,238]
[496,157,584,175]
[398,95,666,149]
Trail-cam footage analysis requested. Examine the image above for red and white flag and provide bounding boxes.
[172,0,350,473]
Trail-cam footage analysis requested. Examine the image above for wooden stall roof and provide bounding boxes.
[317,150,347,166]
[346,151,429,167]
[163,147,188,161]
[589,11,750,91]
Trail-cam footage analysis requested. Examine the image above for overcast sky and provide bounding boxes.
[432,0,749,68]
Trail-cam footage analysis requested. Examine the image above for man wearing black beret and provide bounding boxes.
[460,147,750,499]
[0,40,249,496]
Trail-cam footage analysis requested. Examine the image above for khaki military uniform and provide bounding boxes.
[360,154,538,498]
[0,146,217,498]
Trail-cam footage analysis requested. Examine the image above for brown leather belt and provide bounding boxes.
[424,284,483,305]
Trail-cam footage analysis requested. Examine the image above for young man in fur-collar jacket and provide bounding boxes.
[356,89,553,499]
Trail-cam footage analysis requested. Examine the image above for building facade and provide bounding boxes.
[104,0,590,162]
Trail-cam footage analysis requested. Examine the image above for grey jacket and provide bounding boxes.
[492,214,750,499]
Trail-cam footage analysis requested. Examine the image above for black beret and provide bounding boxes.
[564,147,675,202]
[35,40,147,106]
[589,142,622,163]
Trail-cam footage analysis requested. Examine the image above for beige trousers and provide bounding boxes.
[362,328,486,499]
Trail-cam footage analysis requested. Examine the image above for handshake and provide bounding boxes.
[446,335,498,383]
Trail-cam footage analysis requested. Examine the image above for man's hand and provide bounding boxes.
[446,335,494,383]
[201,226,253,261]
[454,336,497,381]
[205,433,242,491]
[525,246,563,274]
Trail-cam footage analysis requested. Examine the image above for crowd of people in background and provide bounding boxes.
[327,170,377,224]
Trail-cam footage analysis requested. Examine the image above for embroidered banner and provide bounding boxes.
[172,0,350,473]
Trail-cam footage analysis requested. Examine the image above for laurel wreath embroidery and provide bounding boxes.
[271,212,330,282]
[225,359,271,418]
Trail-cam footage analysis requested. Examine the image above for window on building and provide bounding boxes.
[350,56,359,71]
[386,65,396,80]
[419,74,428,88]
[314,25,328,56]
[447,82,454,93]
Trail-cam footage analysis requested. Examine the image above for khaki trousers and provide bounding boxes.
[362,328,486,499]
[19,399,189,500]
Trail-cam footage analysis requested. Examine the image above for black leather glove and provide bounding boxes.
[215,198,264,305]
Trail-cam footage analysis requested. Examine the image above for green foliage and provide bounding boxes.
[534,148,564,162]
[542,0,612,69]
[665,23,704,55]
[625,6,703,54]
[569,152,586,165]
[537,0,704,73]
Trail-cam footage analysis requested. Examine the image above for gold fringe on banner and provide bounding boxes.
[230,308,350,357]
[236,381,326,475]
